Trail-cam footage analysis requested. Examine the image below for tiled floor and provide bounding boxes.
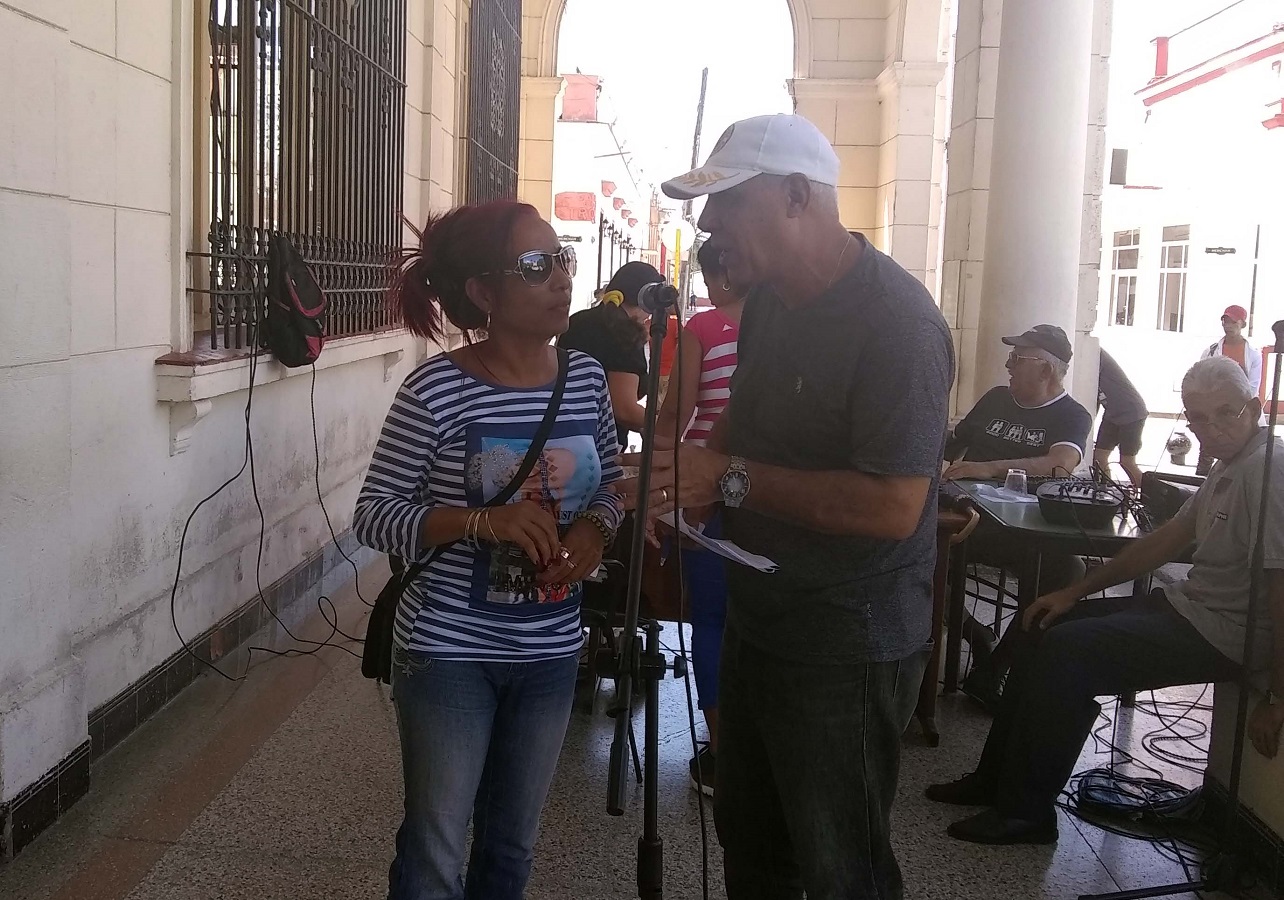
[0,563,1263,900]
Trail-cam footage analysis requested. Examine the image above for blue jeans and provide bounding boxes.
[388,649,578,900]
[682,515,729,710]
[715,627,929,900]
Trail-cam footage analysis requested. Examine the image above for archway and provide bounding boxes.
[516,0,950,296]
[521,0,812,81]
[517,0,810,227]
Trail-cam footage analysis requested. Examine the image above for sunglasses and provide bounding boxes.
[482,246,577,286]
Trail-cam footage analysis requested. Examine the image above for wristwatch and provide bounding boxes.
[719,457,751,508]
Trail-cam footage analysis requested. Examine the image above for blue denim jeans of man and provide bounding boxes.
[388,649,578,900]
[714,627,930,900]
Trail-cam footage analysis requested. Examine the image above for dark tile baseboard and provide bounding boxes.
[0,531,369,863]
[0,742,91,859]
[1200,776,1284,895]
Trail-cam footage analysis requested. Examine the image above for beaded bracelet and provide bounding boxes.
[575,510,615,549]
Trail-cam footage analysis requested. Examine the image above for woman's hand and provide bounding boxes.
[484,501,562,568]
[538,519,607,586]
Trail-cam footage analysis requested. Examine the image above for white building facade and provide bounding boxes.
[1097,0,1284,416]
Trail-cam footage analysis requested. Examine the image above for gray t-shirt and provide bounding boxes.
[722,236,956,664]
[1097,350,1148,425]
[1165,428,1283,685]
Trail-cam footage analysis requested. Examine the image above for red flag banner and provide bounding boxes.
[601,181,616,197]
[554,191,596,222]
[613,197,625,210]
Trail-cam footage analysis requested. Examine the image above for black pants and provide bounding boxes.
[970,591,1239,822]
[714,627,929,900]
[964,525,1085,676]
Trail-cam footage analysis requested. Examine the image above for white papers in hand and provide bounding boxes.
[657,513,778,573]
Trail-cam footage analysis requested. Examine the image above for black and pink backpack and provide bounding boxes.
[265,235,326,367]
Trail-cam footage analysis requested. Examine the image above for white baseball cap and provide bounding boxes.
[661,114,841,201]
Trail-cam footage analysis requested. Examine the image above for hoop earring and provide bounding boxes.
[721,280,732,292]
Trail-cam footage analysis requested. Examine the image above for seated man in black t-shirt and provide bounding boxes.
[944,325,1093,481]
[943,325,1094,710]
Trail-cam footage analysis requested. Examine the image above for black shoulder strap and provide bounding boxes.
[396,349,571,589]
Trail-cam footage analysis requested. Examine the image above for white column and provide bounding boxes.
[973,0,1095,395]
[517,76,562,220]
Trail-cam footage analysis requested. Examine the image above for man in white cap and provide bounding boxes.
[615,114,955,898]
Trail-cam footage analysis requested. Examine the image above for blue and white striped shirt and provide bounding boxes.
[354,350,625,661]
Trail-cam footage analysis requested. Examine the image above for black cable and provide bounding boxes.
[240,330,359,662]
[310,363,373,609]
[667,296,711,900]
[168,289,360,687]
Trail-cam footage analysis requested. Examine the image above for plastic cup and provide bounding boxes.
[1004,469,1028,494]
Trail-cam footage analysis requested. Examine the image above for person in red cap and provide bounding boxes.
[1196,304,1261,474]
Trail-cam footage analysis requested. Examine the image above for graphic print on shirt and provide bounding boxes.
[1024,428,1046,447]
[464,425,601,606]
[985,418,1009,437]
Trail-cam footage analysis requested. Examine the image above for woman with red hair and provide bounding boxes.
[353,200,623,900]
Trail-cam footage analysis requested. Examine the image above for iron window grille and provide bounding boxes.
[460,0,520,204]
[192,0,407,351]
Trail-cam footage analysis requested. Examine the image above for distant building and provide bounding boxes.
[1097,0,1284,413]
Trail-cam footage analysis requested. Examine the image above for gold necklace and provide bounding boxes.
[824,236,853,293]
[471,343,505,383]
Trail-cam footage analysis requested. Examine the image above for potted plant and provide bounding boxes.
[1167,431,1193,466]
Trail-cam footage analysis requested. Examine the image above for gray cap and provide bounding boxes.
[1002,324,1073,362]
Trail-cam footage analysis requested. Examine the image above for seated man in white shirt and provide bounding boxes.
[942,325,1094,709]
[927,356,1284,845]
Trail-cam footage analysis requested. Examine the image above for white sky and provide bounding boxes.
[556,0,795,207]
[1105,0,1278,144]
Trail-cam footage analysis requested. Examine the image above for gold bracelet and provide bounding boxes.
[482,509,497,544]
[465,509,482,544]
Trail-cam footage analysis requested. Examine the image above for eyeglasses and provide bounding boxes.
[1006,351,1045,366]
[481,246,577,286]
[1183,400,1250,430]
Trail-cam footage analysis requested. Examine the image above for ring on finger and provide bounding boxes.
[660,487,670,503]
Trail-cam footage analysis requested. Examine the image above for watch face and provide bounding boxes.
[724,472,749,496]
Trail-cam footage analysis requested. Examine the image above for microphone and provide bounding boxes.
[637,281,678,314]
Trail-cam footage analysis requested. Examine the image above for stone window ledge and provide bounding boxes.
[154,330,412,455]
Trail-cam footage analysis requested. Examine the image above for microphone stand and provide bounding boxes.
[1079,319,1284,900]
[606,287,678,900]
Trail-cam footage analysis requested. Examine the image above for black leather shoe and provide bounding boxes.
[960,668,1002,716]
[947,808,1057,845]
[925,773,995,806]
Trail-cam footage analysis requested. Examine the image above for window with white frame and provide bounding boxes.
[1109,228,1139,326]
[1156,224,1190,333]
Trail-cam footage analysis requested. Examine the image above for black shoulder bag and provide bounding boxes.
[361,349,570,684]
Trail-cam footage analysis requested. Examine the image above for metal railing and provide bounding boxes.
[596,214,635,289]
[194,0,406,350]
